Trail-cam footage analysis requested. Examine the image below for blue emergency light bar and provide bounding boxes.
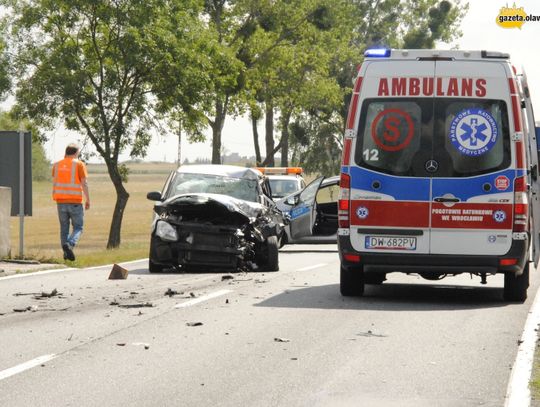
[364,48,391,58]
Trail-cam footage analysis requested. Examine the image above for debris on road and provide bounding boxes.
[221,274,235,281]
[109,300,119,306]
[225,299,229,304]
[13,305,38,313]
[190,292,196,298]
[108,264,129,280]
[132,342,150,350]
[165,288,182,297]
[118,302,153,309]
[274,337,291,343]
[186,322,203,327]
[356,330,387,338]
[116,343,126,347]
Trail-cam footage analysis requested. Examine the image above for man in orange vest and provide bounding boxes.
[52,143,90,261]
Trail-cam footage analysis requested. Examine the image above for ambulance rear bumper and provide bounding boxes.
[338,235,529,275]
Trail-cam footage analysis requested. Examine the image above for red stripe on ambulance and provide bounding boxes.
[350,200,430,227]
[346,77,363,129]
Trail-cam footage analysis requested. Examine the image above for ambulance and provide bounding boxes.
[338,49,540,302]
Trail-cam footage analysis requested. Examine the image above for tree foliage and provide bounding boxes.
[1,0,209,248]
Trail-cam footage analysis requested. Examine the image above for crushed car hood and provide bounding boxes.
[155,193,265,220]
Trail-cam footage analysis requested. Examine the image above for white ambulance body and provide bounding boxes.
[338,49,540,302]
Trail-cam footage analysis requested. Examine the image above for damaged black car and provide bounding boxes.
[146,165,285,273]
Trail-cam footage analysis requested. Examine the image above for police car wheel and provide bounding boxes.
[340,265,365,296]
[503,262,529,302]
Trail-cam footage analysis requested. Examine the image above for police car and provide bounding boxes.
[256,167,306,200]
[338,49,540,302]
[276,176,339,244]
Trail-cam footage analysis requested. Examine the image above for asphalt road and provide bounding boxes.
[0,244,537,407]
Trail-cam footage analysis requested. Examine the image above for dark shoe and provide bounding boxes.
[62,244,75,261]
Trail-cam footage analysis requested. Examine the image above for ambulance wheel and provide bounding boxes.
[503,262,529,302]
[364,271,386,285]
[340,265,365,296]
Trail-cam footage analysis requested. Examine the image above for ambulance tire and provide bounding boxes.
[503,262,529,302]
[340,265,365,296]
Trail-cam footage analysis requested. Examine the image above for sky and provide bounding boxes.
[24,0,540,163]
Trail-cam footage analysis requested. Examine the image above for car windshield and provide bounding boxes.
[269,179,300,198]
[168,173,259,202]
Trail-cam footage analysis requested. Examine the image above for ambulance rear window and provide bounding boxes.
[435,99,510,177]
[354,98,510,177]
[355,99,423,175]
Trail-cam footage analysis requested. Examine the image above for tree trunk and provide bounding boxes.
[280,110,291,167]
[211,98,228,164]
[265,101,275,167]
[251,110,262,165]
[106,161,130,249]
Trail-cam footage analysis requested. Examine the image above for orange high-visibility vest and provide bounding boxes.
[52,158,84,203]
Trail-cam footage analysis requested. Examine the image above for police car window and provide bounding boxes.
[434,99,510,177]
[355,99,423,175]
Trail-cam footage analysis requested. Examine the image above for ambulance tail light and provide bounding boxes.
[343,253,361,263]
[513,176,529,232]
[499,258,518,266]
[338,173,351,228]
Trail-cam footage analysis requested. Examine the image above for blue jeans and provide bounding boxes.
[57,203,84,248]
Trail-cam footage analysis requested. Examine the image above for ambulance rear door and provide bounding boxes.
[349,59,435,255]
[521,69,540,266]
[429,61,513,256]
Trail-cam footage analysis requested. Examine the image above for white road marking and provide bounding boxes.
[0,258,149,281]
[296,263,328,272]
[175,289,232,309]
[505,284,540,407]
[0,354,56,381]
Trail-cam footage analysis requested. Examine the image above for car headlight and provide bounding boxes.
[155,221,179,242]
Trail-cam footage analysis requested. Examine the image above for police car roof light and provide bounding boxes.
[481,50,510,59]
[364,48,391,58]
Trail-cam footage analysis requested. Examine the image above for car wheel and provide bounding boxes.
[149,259,165,273]
[262,235,279,272]
[364,271,385,285]
[503,262,529,302]
[340,264,364,296]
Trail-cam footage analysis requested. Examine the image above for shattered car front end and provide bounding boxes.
[150,193,283,272]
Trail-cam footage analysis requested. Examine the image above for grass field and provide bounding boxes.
[9,162,177,267]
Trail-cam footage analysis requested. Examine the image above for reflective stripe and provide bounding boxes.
[53,189,82,196]
[54,182,81,188]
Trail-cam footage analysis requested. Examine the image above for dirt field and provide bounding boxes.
[9,162,177,266]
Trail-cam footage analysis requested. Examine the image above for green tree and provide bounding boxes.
[290,0,467,175]
[0,37,10,98]
[2,0,208,248]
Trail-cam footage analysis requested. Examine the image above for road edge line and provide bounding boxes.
[505,282,540,407]
[0,258,149,281]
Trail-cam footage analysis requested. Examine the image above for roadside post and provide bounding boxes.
[0,130,32,258]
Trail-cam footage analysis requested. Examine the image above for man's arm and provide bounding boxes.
[81,177,90,210]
